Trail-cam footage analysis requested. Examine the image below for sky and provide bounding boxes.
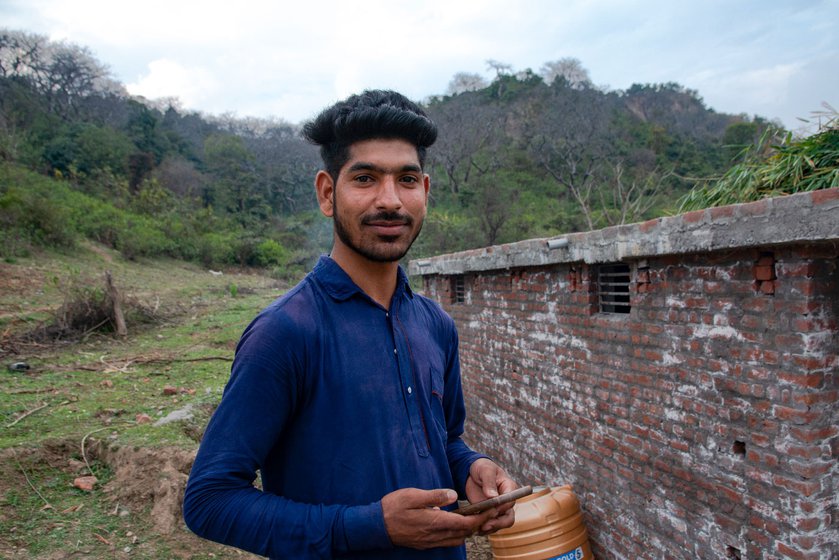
[2,0,837,132]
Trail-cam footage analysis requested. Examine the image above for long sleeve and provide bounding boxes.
[183,315,392,558]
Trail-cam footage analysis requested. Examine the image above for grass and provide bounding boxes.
[0,243,284,558]
[678,109,839,212]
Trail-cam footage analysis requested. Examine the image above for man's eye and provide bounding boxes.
[401,176,419,184]
[355,175,373,183]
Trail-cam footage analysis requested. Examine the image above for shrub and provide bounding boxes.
[0,179,76,255]
[254,238,291,267]
[117,218,175,260]
[73,200,126,248]
[197,232,236,267]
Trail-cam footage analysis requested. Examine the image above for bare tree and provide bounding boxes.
[527,87,612,229]
[446,72,488,96]
[0,29,46,78]
[485,59,513,77]
[599,163,671,226]
[0,29,111,118]
[426,94,506,196]
[540,57,591,89]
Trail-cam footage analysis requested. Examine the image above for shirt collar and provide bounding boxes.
[313,255,414,303]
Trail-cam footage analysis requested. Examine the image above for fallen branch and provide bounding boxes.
[165,356,233,363]
[8,387,56,395]
[81,426,113,477]
[44,354,233,374]
[13,451,52,510]
[6,402,49,428]
[80,317,111,341]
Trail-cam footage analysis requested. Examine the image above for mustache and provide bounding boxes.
[361,212,413,225]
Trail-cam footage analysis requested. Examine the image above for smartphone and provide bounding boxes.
[452,485,533,515]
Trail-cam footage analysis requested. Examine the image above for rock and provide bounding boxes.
[67,458,87,473]
[7,362,30,372]
[162,385,178,396]
[73,475,97,491]
[100,379,114,388]
[135,413,152,424]
[154,404,195,426]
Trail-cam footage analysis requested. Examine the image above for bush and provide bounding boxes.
[0,172,76,256]
[117,218,175,260]
[197,232,236,267]
[254,238,291,267]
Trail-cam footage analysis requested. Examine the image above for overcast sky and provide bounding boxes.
[3,0,837,132]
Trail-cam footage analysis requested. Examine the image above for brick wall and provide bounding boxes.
[414,190,838,559]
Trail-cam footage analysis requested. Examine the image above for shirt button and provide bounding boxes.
[407,387,412,394]
[393,348,398,355]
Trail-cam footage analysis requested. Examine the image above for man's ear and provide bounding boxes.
[423,173,430,198]
[315,171,334,217]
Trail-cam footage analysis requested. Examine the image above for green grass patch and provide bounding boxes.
[0,245,285,558]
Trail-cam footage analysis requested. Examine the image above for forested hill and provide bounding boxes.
[1,29,775,272]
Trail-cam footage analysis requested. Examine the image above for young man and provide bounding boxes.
[183,90,517,559]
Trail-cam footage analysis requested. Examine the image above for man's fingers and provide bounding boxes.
[382,488,496,549]
[431,488,459,508]
[390,487,457,508]
[479,507,516,535]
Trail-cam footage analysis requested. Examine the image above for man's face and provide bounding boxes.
[317,138,430,263]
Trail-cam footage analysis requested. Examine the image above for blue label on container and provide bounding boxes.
[548,547,584,560]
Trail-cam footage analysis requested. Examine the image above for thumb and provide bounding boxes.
[482,478,500,498]
[424,488,458,508]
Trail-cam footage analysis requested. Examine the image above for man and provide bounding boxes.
[183,90,517,559]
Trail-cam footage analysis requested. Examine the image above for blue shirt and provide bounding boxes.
[183,256,485,559]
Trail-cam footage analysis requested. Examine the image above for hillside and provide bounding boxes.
[1,29,771,267]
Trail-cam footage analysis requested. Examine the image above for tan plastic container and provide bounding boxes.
[488,485,593,560]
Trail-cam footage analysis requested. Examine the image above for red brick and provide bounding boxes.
[795,516,824,532]
[772,474,821,497]
[778,371,826,388]
[791,534,817,550]
[745,527,772,547]
[710,205,736,219]
[759,280,776,294]
[788,459,832,479]
[755,264,776,281]
[740,198,769,216]
[810,187,839,204]
[789,425,838,443]
[776,541,819,560]
[682,209,706,224]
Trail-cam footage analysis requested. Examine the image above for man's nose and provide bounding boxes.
[375,176,403,209]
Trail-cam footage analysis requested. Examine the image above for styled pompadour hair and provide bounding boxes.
[301,90,438,180]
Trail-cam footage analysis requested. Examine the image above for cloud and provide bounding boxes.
[3,0,836,127]
[126,59,219,109]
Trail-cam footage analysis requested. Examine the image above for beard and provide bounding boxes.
[333,200,424,263]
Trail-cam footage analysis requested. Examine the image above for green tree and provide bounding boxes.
[203,133,266,224]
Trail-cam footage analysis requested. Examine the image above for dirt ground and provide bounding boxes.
[0,439,495,559]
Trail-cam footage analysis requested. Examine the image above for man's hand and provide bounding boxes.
[464,458,518,535]
[381,487,497,549]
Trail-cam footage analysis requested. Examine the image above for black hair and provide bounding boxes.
[301,90,438,180]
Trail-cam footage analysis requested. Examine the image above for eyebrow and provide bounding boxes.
[347,162,422,174]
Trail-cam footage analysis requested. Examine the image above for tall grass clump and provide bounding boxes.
[679,105,839,212]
